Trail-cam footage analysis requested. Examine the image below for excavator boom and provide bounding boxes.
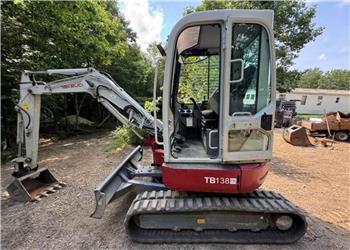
[8,67,162,201]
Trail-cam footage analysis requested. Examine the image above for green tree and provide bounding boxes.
[296,69,350,90]
[297,68,323,89]
[276,68,302,92]
[1,1,154,147]
[177,56,220,103]
[1,1,132,74]
[184,0,323,92]
[318,70,350,90]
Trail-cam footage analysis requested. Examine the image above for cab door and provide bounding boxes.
[222,17,276,163]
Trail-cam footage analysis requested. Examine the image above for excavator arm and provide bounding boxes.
[8,68,163,201]
[14,67,162,172]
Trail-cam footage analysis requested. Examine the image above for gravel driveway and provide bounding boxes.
[1,130,349,249]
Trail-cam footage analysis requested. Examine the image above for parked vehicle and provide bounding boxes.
[302,112,350,141]
[275,98,297,128]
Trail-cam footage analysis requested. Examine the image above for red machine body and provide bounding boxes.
[148,138,268,194]
[162,162,268,193]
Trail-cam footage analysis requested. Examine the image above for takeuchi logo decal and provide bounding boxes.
[62,83,83,89]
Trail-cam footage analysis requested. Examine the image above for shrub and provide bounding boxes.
[110,126,148,150]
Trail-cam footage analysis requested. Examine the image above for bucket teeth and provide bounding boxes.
[40,192,49,197]
[46,187,57,193]
[32,182,66,202]
[33,196,42,202]
[52,183,63,189]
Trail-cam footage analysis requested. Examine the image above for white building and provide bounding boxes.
[243,89,256,105]
[278,88,350,114]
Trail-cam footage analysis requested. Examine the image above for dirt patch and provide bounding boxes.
[1,130,350,249]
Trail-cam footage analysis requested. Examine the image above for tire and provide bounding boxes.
[335,131,349,141]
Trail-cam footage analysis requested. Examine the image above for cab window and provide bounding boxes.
[229,23,271,115]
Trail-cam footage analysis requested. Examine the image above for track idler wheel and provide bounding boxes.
[275,215,293,231]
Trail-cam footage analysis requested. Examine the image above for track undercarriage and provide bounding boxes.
[91,146,307,244]
[125,190,307,243]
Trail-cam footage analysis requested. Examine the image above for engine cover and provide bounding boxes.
[162,162,268,193]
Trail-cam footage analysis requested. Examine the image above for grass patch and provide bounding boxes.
[110,126,148,151]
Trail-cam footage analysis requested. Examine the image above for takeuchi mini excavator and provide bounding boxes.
[8,10,307,243]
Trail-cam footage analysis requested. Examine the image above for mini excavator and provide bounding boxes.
[8,10,307,243]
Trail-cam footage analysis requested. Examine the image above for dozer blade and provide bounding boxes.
[91,145,166,219]
[283,125,313,146]
[6,168,66,202]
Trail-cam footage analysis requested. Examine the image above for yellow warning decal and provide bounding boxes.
[197,218,206,224]
[22,101,29,112]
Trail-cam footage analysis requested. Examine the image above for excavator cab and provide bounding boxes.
[166,19,274,163]
[159,11,275,193]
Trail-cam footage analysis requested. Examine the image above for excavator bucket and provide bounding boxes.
[283,125,313,146]
[7,168,66,202]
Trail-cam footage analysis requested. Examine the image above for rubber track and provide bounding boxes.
[125,190,307,244]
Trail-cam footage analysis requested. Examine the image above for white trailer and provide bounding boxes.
[278,88,350,114]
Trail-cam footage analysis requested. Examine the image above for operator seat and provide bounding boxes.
[201,88,219,128]
[201,88,220,157]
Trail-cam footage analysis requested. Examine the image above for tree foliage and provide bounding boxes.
[1,1,154,146]
[297,68,323,89]
[184,0,324,92]
[178,56,220,103]
[297,68,350,90]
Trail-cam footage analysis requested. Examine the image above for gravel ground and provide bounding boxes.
[1,130,349,249]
